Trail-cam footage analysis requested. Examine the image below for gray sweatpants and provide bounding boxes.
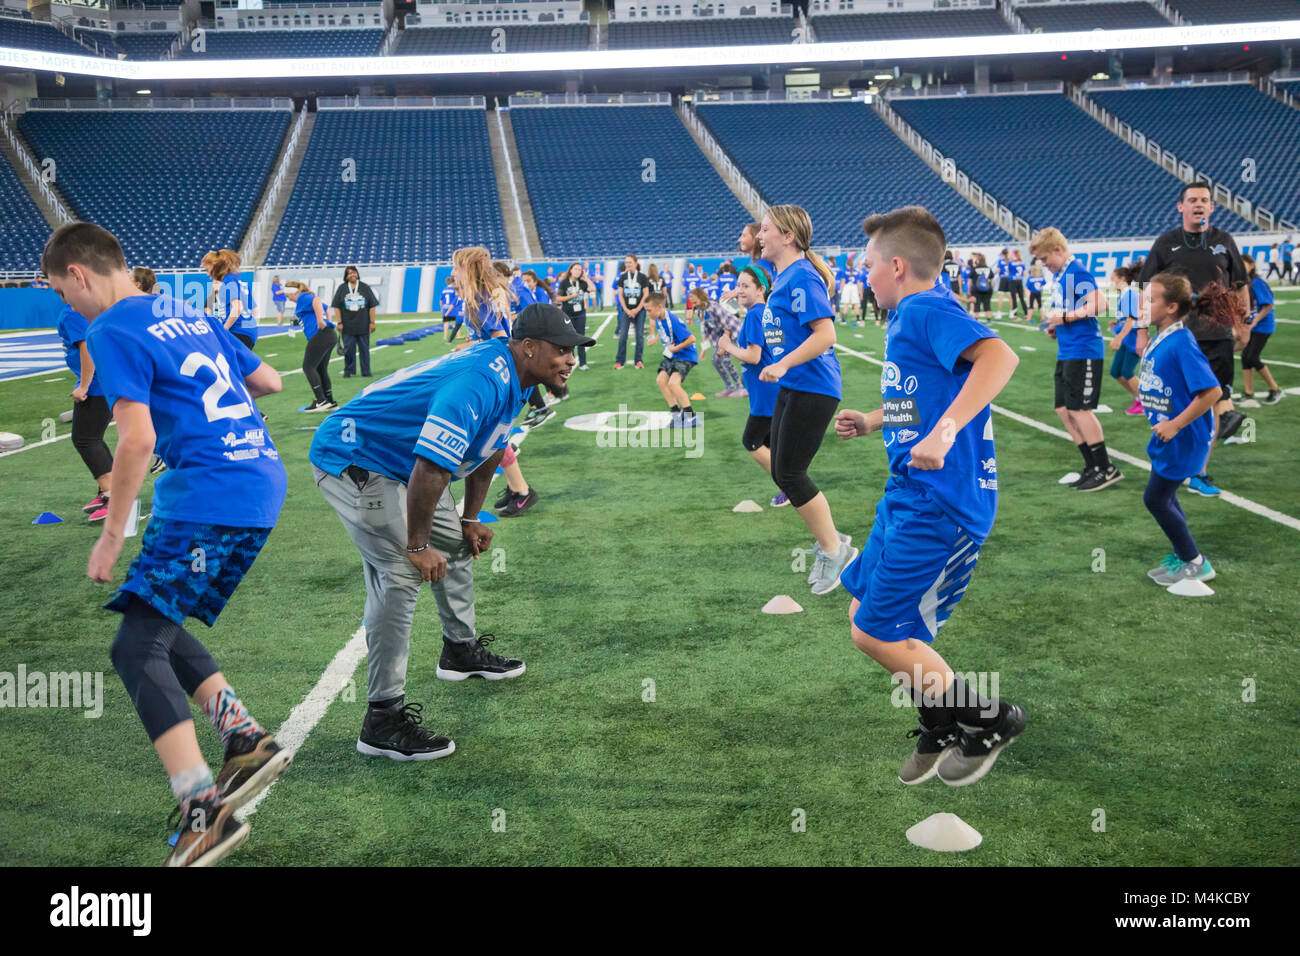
[315,466,477,703]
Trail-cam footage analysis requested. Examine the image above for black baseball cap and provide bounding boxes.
[511,303,596,348]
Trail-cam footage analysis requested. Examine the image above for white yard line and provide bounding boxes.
[834,342,1300,534]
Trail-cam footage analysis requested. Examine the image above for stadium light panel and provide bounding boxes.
[1,21,1298,81]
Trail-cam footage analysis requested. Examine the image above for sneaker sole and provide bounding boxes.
[1156,567,1217,587]
[436,663,526,682]
[810,546,859,596]
[1187,486,1220,498]
[938,710,1027,788]
[356,738,456,761]
[1077,472,1124,492]
[172,819,250,868]
[899,746,957,786]
[221,748,293,813]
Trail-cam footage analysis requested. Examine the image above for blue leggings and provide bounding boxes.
[1143,472,1199,562]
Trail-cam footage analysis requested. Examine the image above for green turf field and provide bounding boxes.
[2,296,1297,867]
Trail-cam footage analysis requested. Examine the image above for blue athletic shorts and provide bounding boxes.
[105,518,272,626]
[841,480,983,643]
[1110,345,1140,380]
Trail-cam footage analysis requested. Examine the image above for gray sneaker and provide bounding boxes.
[936,703,1027,787]
[1147,554,1179,580]
[899,722,961,786]
[1153,556,1215,587]
[810,537,858,596]
[807,531,852,584]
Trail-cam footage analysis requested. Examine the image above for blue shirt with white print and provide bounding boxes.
[1139,324,1219,481]
[310,338,525,484]
[1051,258,1104,360]
[762,257,841,399]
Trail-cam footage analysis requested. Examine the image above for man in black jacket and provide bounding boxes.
[332,266,380,378]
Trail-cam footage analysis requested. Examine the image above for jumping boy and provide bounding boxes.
[645,291,699,427]
[835,206,1026,787]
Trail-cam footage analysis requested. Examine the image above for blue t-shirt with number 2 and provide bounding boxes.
[85,293,286,528]
[882,289,1000,541]
[309,338,525,484]
[763,258,841,399]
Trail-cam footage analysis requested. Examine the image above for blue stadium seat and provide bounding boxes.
[510,105,747,257]
[812,9,1010,42]
[0,16,93,56]
[266,109,508,265]
[395,24,589,54]
[696,100,1012,247]
[18,109,289,270]
[890,92,1255,239]
[177,28,384,59]
[1168,0,1299,23]
[1016,2,1170,32]
[1090,84,1300,223]
[72,29,178,60]
[0,153,51,272]
[607,17,795,48]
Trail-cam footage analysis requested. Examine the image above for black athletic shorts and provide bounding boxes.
[658,357,695,380]
[973,291,992,312]
[1241,331,1270,371]
[1198,337,1234,398]
[1054,358,1102,411]
[742,414,771,452]
[998,277,1010,293]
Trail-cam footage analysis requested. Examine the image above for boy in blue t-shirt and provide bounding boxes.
[1030,227,1122,491]
[1108,265,1143,415]
[836,206,1024,787]
[1243,258,1282,404]
[1139,274,1222,587]
[271,275,287,325]
[645,292,699,426]
[44,223,289,867]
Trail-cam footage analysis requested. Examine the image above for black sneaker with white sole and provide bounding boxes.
[494,486,514,509]
[936,703,1027,787]
[436,635,525,681]
[356,698,455,761]
[498,488,539,518]
[1217,410,1246,441]
[899,721,961,785]
[1076,465,1123,491]
[522,406,555,429]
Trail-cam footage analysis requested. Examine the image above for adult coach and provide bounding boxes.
[331,265,379,378]
[1139,182,1248,496]
[615,254,649,370]
[309,304,594,761]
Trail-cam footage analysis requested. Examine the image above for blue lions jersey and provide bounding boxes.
[763,258,841,399]
[86,294,286,527]
[1051,258,1104,360]
[881,290,1000,541]
[1139,324,1219,481]
[309,338,525,484]
[736,302,779,417]
[440,286,462,321]
[57,305,103,397]
[657,312,699,363]
[466,294,509,341]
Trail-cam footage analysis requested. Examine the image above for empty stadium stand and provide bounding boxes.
[889,91,1255,239]
[1015,1,1170,32]
[510,104,747,257]
[696,99,1011,247]
[74,29,178,60]
[1169,0,1299,23]
[811,8,1011,42]
[395,23,588,54]
[607,15,794,48]
[17,109,289,270]
[1089,82,1300,224]
[0,153,51,272]
[0,16,94,56]
[266,108,508,265]
[177,28,384,59]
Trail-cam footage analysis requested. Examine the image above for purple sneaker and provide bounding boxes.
[770,492,790,508]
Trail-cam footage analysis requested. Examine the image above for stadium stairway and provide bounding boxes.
[247,109,316,266]
[489,104,543,260]
[870,96,1029,241]
[0,110,72,230]
[585,0,607,50]
[676,98,767,222]
[998,1,1027,33]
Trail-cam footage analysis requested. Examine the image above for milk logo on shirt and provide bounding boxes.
[761,305,785,356]
[880,361,903,393]
[343,289,366,311]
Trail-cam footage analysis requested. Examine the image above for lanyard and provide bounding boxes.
[1145,321,1183,359]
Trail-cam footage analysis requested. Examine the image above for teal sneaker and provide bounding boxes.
[1154,556,1216,587]
[1147,553,1180,581]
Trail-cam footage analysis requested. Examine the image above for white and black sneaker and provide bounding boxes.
[522,406,555,429]
[1076,465,1123,492]
[356,698,455,762]
[936,703,1027,787]
[899,721,961,785]
[436,635,525,681]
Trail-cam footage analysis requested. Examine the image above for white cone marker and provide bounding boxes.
[733,499,763,513]
[762,595,803,614]
[1058,471,1081,485]
[1167,578,1214,597]
[906,812,983,852]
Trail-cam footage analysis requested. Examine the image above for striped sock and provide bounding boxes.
[170,764,217,810]
[202,686,264,748]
